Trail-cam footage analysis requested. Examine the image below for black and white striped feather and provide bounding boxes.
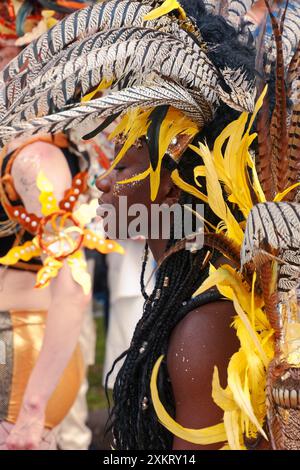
[0,28,218,127]
[0,0,256,145]
[241,202,300,297]
[0,0,200,103]
[203,0,255,23]
[0,82,207,145]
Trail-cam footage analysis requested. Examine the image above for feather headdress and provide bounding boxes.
[0,0,257,200]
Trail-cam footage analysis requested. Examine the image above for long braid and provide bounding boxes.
[140,243,150,301]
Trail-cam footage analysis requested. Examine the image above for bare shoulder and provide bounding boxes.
[167,297,239,449]
[11,141,72,214]
[12,141,71,182]
[168,298,238,374]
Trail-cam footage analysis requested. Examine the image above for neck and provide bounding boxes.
[147,239,167,263]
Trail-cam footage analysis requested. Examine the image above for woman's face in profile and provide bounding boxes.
[96,139,178,240]
[96,140,153,239]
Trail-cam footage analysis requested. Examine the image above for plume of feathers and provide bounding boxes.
[0,0,257,149]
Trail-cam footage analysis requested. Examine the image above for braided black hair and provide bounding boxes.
[107,150,222,450]
[106,1,256,450]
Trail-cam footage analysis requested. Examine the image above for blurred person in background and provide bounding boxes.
[0,0,119,450]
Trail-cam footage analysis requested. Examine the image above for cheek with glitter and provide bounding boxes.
[114,173,147,196]
[112,184,121,197]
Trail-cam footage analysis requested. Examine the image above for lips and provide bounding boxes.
[97,196,109,207]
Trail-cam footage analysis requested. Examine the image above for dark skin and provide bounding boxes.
[96,143,245,450]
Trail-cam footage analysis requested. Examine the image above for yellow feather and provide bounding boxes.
[246,85,268,135]
[102,109,152,181]
[212,119,239,188]
[193,264,225,297]
[143,0,187,21]
[234,331,268,436]
[171,169,208,203]
[232,295,269,368]
[251,271,256,327]
[273,182,300,202]
[224,113,248,184]
[81,78,114,102]
[205,88,268,221]
[212,366,236,412]
[117,167,151,185]
[224,410,244,450]
[250,155,266,203]
[190,143,244,244]
[193,166,206,190]
[150,355,227,445]
[227,351,268,440]
[106,107,198,201]
[150,109,198,200]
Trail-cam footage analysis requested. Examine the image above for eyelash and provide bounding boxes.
[115,166,126,172]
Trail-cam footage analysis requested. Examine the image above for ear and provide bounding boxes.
[155,169,181,206]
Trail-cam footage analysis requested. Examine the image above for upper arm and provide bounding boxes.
[167,299,239,450]
[11,141,72,216]
[11,141,89,301]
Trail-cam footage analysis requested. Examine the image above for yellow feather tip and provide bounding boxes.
[150,355,227,445]
[143,0,186,21]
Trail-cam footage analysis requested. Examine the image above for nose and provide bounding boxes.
[96,176,112,193]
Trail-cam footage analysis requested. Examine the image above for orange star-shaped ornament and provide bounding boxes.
[0,171,124,294]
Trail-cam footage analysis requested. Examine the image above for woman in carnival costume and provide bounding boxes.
[0,0,299,450]
[0,0,122,451]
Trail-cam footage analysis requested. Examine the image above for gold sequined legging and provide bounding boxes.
[0,310,84,428]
